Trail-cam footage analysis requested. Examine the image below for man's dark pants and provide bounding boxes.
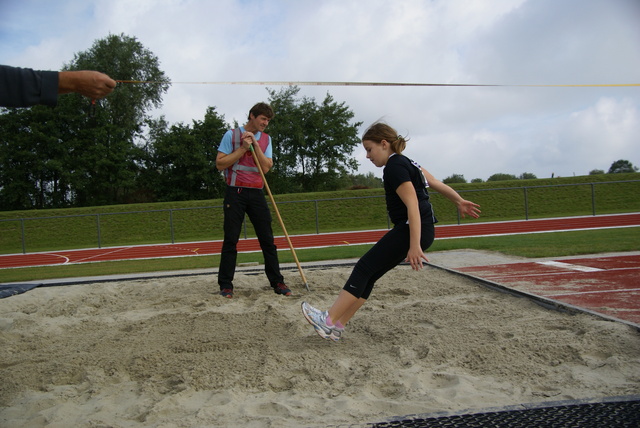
[218,186,284,290]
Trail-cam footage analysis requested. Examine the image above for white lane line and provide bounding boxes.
[547,287,640,297]
[536,260,604,272]
[72,247,132,263]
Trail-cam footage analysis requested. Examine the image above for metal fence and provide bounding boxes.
[1,180,638,254]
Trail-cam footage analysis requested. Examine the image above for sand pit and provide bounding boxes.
[1,256,639,427]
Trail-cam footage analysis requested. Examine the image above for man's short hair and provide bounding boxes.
[248,102,274,120]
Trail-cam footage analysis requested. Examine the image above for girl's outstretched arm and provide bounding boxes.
[421,167,481,219]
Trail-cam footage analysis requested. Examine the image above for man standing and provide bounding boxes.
[215,102,292,298]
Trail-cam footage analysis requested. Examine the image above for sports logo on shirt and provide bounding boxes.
[410,159,429,188]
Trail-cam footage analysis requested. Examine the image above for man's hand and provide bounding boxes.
[241,131,257,151]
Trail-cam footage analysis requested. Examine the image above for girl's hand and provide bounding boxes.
[406,247,429,271]
[457,199,481,219]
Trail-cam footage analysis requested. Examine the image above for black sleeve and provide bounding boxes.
[383,156,412,191]
[0,65,59,108]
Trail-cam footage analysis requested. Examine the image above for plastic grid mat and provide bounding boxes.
[368,398,640,427]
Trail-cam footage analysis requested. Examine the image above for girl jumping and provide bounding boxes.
[302,122,481,341]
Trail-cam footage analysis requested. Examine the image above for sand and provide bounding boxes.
[1,251,639,427]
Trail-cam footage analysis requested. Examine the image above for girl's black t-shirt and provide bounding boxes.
[383,154,437,226]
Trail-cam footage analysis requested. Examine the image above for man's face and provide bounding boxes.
[248,114,271,132]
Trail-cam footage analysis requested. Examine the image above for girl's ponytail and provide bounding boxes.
[362,122,409,154]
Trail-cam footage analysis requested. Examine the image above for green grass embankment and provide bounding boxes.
[1,173,638,255]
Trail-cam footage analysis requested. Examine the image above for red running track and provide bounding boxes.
[1,213,639,269]
[457,254,640,326]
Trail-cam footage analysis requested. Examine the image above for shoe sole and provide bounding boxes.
[301,302,333,341]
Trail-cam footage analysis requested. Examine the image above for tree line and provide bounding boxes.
[441,159,638,184]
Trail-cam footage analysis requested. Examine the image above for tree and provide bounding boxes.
[0,108,41,209]
[143,107,228,201]
[0,100,85,209]
[70,33,169,136]
[607,159,638,174]
[487,173,518,182]
[341,172,383,189]
[65,33,170,205]
[471,178,484,183]
[266,86,362,193]
[589,169,605,175]
[519,172,537,180]
[443,174,467,184]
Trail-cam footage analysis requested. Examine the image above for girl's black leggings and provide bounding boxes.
[342,222,435,300]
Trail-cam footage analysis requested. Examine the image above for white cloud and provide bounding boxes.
[558,97,640,170]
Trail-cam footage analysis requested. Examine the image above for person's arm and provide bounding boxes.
[421,167,481,218]
[396,181,429,270]
[216,130,245,171]
[1,66,116,108]
[216,148,250,171]
[0,65,58,107]
[244,133,273,173]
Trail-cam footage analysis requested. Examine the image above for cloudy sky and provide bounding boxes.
[2,0,639,181]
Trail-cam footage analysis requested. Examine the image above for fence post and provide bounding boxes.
[314,200,320,234]
[20,218,26,254]
[243,216,247,239]
[524,187,529,220]
[591,183,596,216]
[96,214,102,248]
[169,209,175,244]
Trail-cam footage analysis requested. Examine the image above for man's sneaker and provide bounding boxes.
[302,302,336,341]
[272,282,292,296]
[220,288,233,298]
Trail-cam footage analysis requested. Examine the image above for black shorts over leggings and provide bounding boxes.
[342,222,435,300]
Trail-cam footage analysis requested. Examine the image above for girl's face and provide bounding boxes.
[363,139,391,167]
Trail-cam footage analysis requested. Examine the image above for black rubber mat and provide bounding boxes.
[369,398,640,427]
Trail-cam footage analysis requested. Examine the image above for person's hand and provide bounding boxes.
[457,199,481,219]
[241,132,256,151]
[406,246,429,271]
[58,70,116,99]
